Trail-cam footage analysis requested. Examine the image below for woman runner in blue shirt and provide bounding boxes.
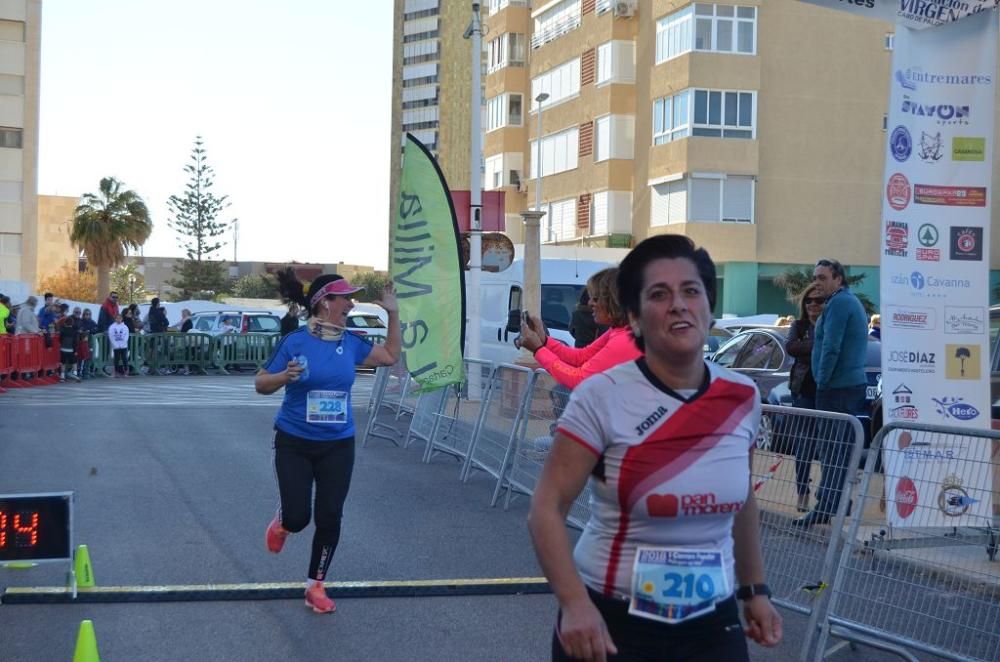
[256,269,400,614]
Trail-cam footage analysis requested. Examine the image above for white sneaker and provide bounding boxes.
[70,372,80,382]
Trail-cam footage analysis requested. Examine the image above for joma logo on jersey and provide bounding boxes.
[647,493,745,518]
[635,406,669,435]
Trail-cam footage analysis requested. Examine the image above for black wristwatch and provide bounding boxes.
[736,584,772,601]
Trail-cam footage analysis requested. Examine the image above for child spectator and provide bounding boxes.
[108,313,130,377]
[77,308,98,379]
[57,303,81,382]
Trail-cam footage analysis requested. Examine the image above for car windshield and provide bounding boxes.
[249,316,279,332]
[540,284,584,331]
[349,314,386,329]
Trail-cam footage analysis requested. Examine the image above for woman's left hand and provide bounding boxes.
[375,283,399,314]
[743,596,782,647]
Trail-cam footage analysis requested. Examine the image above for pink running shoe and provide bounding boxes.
[304,583,336,614]
[265,515,290,554]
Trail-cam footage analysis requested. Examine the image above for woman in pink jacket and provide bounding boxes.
[518,267,640,389]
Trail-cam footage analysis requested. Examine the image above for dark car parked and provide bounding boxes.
[712,326,882,405]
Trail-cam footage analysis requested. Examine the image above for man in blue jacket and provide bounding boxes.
[794,258,868,527]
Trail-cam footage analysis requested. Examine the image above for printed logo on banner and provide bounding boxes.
[892,272,970,299]
[932,396,980,421]
[889,384,918,419]
[886,305,936,330]
[884,221,909,257]
[913,185,986,207]
[952,137,985,161]
[896,477,918,520]
[889,126,912,162]
[918,131,944,163]
[886,173,911,211]
[901,96,969,126]
[904,445,965,464]
[888,348,937,374]
[943,307,986,334]
[938,475,978,518]
[944,344,982,380]
[949,227,983,261]
[916,223,941,261]
[895,68,993,91]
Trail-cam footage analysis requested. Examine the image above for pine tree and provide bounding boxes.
[166,136,235,298]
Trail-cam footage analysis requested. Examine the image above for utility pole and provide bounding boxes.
[464,2,483,361]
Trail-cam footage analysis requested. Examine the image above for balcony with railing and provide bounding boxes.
[531,10,580,49]
[489,0,531,15]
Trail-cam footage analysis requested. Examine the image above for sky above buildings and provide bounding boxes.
[38,0,393,270]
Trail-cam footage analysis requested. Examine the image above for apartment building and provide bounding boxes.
[389,0,478,232]
[0,0,40,295]
[484,0,1000,315]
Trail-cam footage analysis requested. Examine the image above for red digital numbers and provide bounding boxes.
[0,510,39,548]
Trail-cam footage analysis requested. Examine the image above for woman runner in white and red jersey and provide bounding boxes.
[529,235,781,661]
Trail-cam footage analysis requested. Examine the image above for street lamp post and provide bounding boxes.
[518,92,549,360]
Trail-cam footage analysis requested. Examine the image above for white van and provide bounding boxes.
[472,245,628,365]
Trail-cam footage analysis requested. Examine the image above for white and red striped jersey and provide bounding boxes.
[556,358,761,599]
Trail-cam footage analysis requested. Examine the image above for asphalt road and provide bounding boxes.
[0,375,949,661]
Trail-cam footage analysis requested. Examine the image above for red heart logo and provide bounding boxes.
[646,493,679,518]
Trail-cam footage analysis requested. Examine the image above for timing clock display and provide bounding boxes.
[0,493,72,563]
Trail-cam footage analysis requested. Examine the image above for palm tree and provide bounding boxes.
[70,177,152,299]
[774,266,877,317]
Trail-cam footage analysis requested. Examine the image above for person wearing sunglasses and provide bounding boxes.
[794,258,869,528]
[785,286,826,512]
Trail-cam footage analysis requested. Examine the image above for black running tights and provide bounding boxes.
[272,428,355,581]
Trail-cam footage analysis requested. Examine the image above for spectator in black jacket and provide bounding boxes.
[785,285,826,513]
[147,298,169,333]
[280,303,300,336]
[568,289,605,348]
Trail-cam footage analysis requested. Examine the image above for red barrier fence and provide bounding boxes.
[9,334,43,388]
[0,335,12,390]
[40,339,62,384]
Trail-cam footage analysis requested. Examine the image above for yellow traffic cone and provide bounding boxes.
[73,620,100,662]
[74,545,94,588]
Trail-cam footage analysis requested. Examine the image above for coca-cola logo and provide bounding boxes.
[896,477,918,519]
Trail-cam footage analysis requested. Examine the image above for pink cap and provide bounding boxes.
[310,279,363,306]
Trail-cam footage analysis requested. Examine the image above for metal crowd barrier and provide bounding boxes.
[808,422,1000,662]
[361,359,413,447]
[404,384,451,452]
[752,404,866,631]
[461,364,535,505]
[499,370,592,530]
[424,358,492,468]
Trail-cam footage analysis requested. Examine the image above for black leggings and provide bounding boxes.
[113,348,128,374]
[272,428,355,581]
[552,588,748,662]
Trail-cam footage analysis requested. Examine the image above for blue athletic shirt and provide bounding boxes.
[264,327,373,441]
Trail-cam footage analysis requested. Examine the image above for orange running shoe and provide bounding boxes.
[304,583,336,614]
[265,515,290,553]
